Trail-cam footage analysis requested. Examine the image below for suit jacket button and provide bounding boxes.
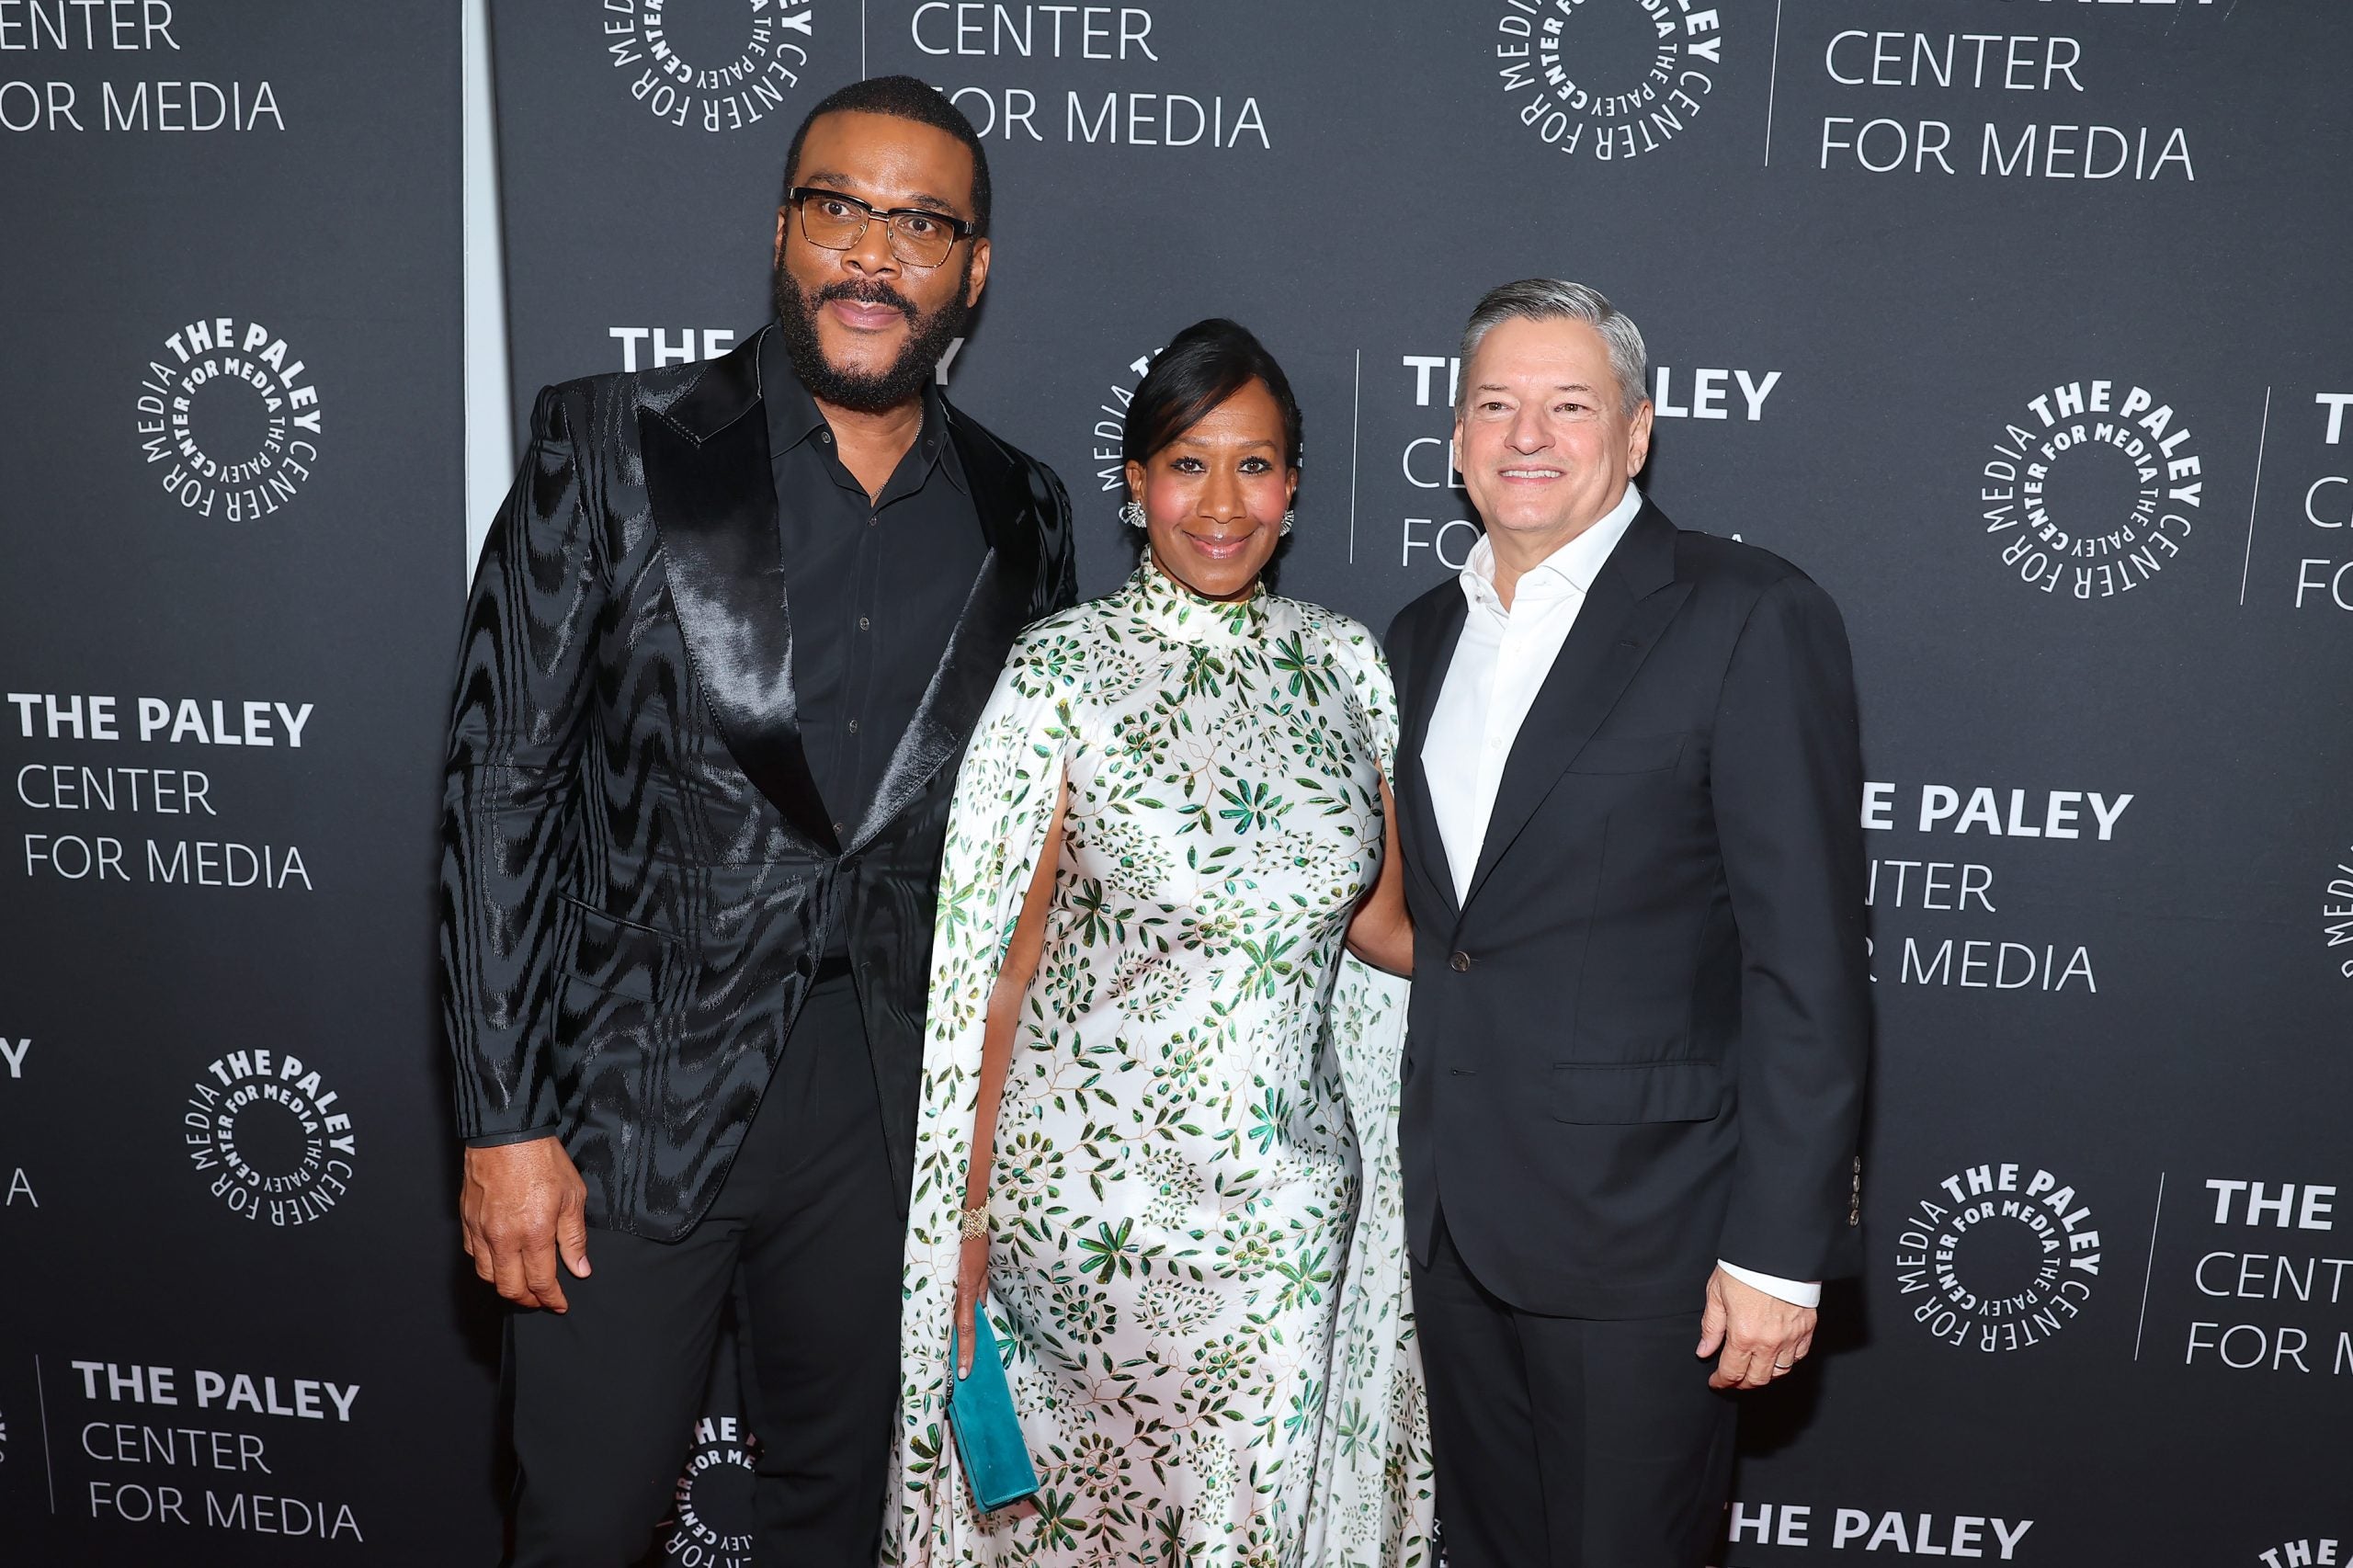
[1449,951,1471,973]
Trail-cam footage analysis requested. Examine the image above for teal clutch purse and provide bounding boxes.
[947,1312,1040,1514]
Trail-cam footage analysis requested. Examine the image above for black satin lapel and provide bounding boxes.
[1460,574,1694,912]
[1398,593,1467,921]
[846,546,1023,851]
[845,412,1046,851]
[945,403,1026,555]
[639,404,839,853]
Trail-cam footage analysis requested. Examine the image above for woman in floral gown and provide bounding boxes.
[888,320,1435,1566]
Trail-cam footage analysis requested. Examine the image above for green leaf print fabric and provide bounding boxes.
[888,563,1437,1567]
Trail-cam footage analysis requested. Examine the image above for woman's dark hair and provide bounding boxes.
[1122,319,1302,485]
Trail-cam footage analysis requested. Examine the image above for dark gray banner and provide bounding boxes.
[0,3,481,1563]
[7,0,2346,1562]
[488,4,2353,1562]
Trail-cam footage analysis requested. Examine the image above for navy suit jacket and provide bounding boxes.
[1386,500,1870,1318]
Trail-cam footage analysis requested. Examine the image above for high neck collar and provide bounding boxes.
[1128,559,1269,646]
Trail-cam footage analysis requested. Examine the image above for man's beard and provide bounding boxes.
[773,257,972,415]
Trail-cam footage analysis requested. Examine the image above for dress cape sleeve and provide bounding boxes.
[887,625,1076,1565]
[1304,619,1438,1566]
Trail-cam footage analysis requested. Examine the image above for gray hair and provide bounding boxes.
[1457,278,1648,416]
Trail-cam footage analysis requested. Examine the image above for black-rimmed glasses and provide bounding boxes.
[785,187,976,268]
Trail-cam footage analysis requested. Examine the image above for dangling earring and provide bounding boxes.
[1120,499,1146,529]
[1280,509,1295,536]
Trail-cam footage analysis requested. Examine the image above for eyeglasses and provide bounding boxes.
[786,187,976,268]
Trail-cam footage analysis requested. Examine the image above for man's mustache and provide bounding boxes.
[816,280,918,321]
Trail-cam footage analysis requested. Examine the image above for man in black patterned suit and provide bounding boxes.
[440,78,1075,1565]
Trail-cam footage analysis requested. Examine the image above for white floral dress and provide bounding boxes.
[888,563,1436,1567]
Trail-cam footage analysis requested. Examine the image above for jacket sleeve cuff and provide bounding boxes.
[463,1126,561,1150]
[1719,1260,1822,1309]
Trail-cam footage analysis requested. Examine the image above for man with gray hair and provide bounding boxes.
[1383,279,1870,1565]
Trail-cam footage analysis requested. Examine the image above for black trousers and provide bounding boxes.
[504,977,903,1566]
[1411,1211,1736,1568]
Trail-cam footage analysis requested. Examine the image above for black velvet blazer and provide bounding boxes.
[439,331,1076,1240]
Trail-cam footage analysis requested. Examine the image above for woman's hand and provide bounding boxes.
[954,1227,988,1380]
[1345,777,1415,977]
[951,1223,1040,1517]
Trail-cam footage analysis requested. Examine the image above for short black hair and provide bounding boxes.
[1122,319,1303,482]
[781,75,991,237]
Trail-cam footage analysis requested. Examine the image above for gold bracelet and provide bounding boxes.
[959,1205,989,1240]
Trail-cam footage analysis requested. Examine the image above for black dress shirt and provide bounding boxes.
[760,328,987,855]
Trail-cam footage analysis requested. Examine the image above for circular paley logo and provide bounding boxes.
[604,0,817,132]
[134,316,324,522]
[2252,1540,2346,1568]
[1893,1163,2102,1352]
[1979,379,2204,600]
[2325,846,2353,981]
[1493,0,1726,162]
[659,1415,757,1568]
[1082,348,1162,502]
[183,1050,358,1226]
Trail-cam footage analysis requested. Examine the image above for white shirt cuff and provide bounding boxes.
[1718,1260,1821,1309]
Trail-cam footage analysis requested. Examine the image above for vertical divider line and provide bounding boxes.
[1347,349,1363,564]
[460,0,514,582]
[1763,0,1786,168]
[35,1353,57,1512]
[2238,385,2272,607]
[2131,1172,2166,1362]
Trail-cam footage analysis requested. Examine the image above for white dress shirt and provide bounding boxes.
[1419,485,1820,1311]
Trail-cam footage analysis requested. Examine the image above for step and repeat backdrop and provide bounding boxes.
[5,2,2350,1564]
[0,3,485,1565]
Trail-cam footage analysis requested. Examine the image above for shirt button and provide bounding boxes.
[868,515,879,528]
[832,820,845,835]
[858,616,871,631]
[818,431,832,444]
[847,719,859,733]
[1449,951,1471,973]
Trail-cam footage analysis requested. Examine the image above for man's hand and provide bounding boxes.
[460,1137,591,1312]
[1696,1267,1815,1391]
